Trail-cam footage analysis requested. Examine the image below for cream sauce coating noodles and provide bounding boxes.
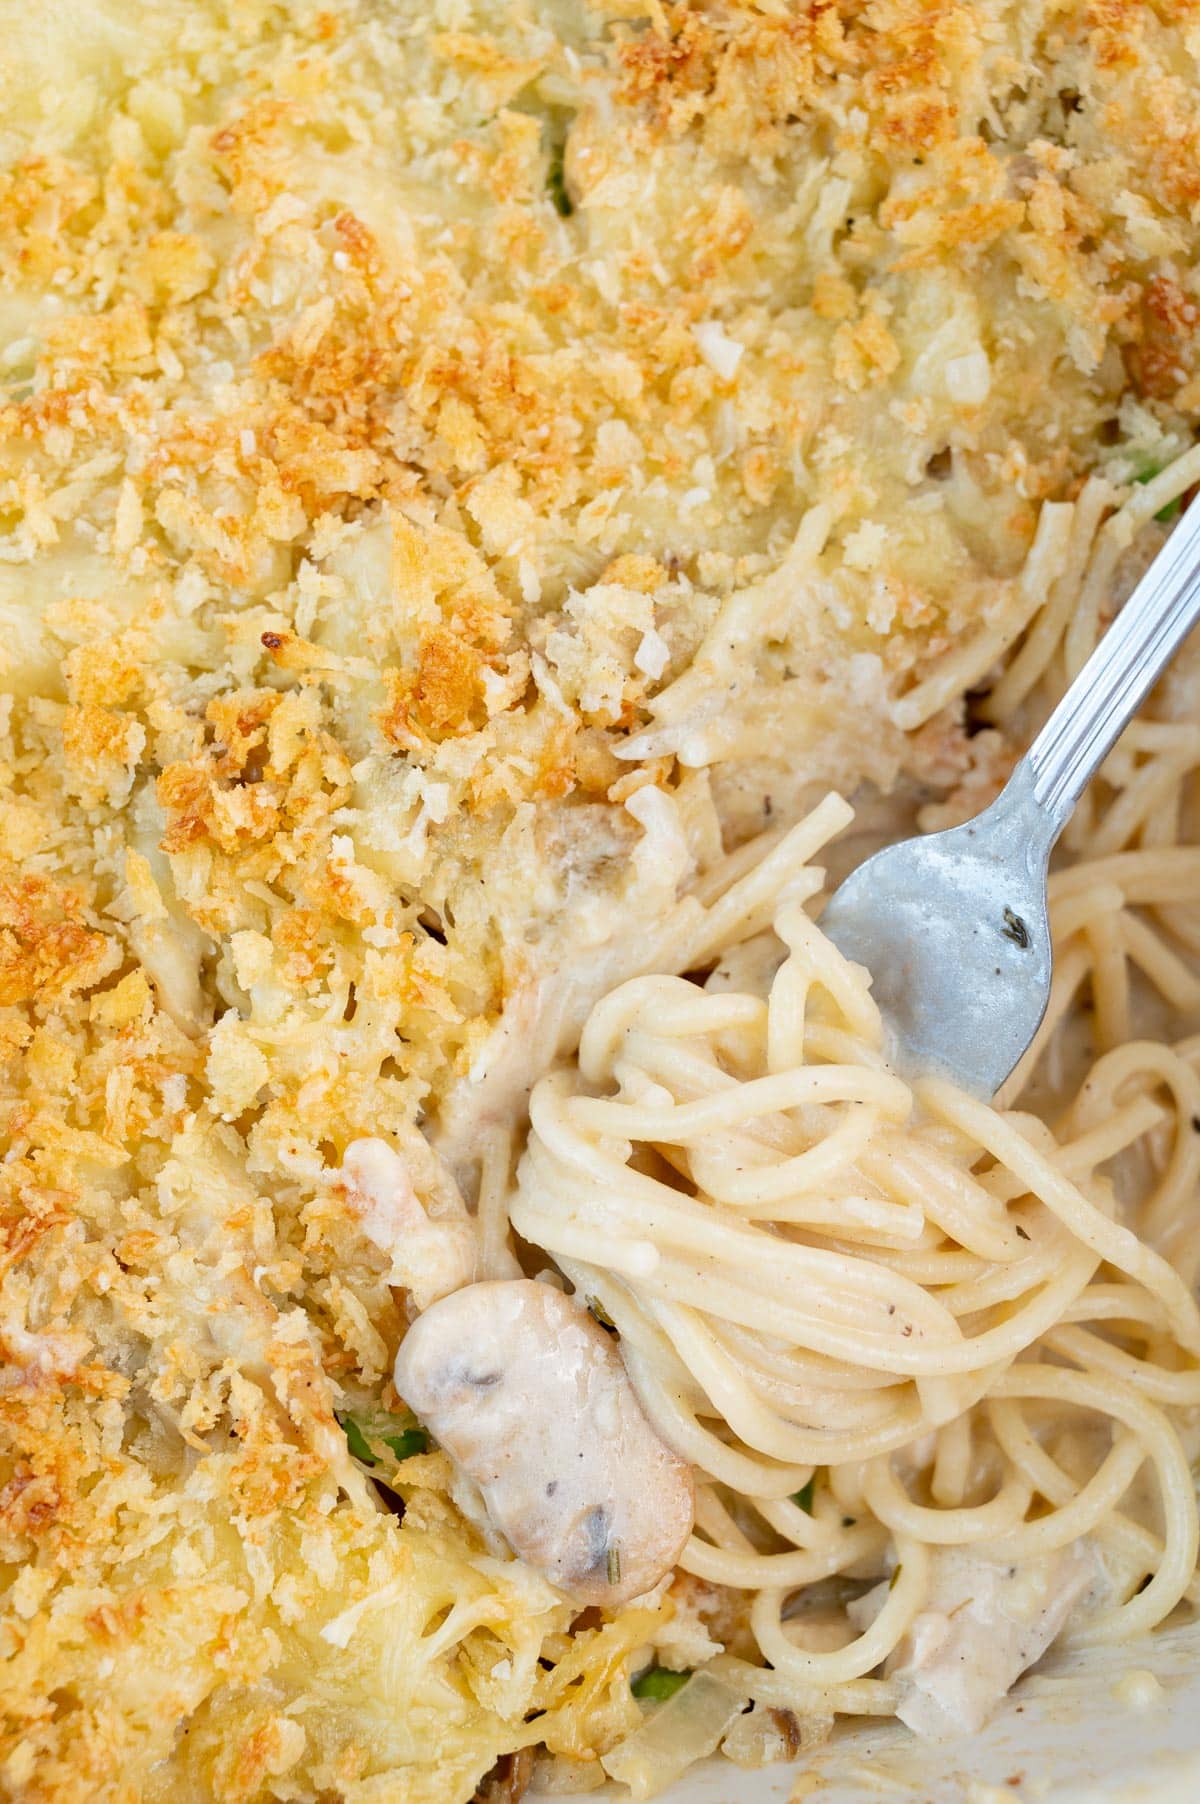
[510,457,1200,1736]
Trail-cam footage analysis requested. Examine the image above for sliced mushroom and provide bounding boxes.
[394,1279,694,1605]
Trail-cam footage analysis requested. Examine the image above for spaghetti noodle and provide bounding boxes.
[510,465,1200,1740]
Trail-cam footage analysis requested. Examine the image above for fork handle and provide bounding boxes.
[1021,496,1200,842]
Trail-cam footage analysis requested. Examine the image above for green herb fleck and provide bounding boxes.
[790,1477,816,1513]
[631,1666,691,1702]
[547,144,573,217]
[607,1543,622,1586]
[1134,463,1183,523]
[587,1295,615,1330]
[889,1564,903,1591]
[1001,905,1029,949]
[382,1426,429,1461]
[339,1412,428,1467]
[341,1413,374,1463]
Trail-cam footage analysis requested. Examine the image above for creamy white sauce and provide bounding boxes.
[1112,1667,1166,1712]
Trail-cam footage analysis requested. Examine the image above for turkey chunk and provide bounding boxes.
[341,1138,476,1311]
[394,1279,694,1605]
[852,1541,1097,1740]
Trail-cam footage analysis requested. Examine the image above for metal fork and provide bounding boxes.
[820,499,1200,1097]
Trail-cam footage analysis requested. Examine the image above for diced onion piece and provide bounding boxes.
[943,348,991,405]
[634,626,670,679]
[601,1672,747,1800]
[720,1700,832,1769]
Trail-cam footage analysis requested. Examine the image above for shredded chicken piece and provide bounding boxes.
[851,1541,1098,1739]
[341,1138,477,1311]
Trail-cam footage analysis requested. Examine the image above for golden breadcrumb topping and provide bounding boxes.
[1,0,1199,1798]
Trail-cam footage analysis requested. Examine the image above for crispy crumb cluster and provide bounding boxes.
[1,0,1199,1797]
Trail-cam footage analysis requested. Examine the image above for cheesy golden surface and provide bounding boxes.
[2,1,1200,1799]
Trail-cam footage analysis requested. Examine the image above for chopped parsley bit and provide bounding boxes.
[790,1476,816,1513]
[587,1295,615,1330]
[341,1413,374,1464]
[1001,905,1030,949]
[546,143,573,217]
[889,1564,902,1590]
[338,1411,429,1467]
[631,1666,691,1702]
[382,1426,430,1461]
[1134,463,1183,523]
[607,1543,622,1586]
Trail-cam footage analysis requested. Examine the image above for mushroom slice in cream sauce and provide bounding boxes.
[394,1279,694,1605]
